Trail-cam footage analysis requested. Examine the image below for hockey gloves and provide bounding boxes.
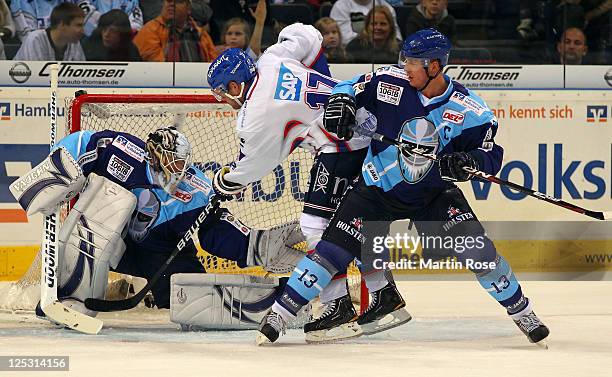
[324,93,356,141]
[213,166,246,201]
[438,152,479,182]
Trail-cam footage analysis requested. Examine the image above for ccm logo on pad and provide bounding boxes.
[442,110,465,124]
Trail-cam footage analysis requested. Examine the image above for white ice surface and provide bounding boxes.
[1,281,611,377]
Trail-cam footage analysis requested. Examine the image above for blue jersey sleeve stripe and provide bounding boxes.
[331,73,363,97]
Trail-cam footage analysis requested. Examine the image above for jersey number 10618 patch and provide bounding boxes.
[107,154,134,182]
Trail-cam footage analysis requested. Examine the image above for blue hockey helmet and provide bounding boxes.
[207,48,256,101]
[399,28,451,68]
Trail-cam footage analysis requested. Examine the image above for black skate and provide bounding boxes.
[303,294,362,343]
[256,310,287,345]
[511,303,550,348]
[357,283,412,335]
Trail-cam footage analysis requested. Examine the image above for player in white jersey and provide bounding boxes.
[207,23,411,342]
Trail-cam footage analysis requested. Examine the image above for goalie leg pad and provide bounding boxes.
[57,174,136,316]
[9,147,85,216]
[247,221,306,274]
[170,273,279,330]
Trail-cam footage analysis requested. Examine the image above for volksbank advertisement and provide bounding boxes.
[0,62,610,279]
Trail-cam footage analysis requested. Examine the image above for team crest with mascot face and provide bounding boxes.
[397,117,439,183]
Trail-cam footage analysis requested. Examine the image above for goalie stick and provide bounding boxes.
[39,65,104,334]
[354,127,612,221]
[84,196,222,312]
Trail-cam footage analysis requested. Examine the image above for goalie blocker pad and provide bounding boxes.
[170,273,279,330]
[9,147,85,216]
[58,173,136,317]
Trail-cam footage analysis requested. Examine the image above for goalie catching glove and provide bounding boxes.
[323,93,356,141]
[213,166,246,200]
[438,152,479,182]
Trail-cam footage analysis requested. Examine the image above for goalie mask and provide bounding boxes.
[145,127,192,194]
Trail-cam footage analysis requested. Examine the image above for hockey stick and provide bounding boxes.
[39,64,103,334]
[356,128,612,221]
[84,196,222,312]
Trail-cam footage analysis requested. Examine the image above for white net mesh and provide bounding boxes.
[1,93,364,313]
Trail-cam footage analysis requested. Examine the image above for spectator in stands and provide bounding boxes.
[314,17,348,63]
[584,0,611,61]
[10,0,62,41]
[140,0,213,27]
[0,0,15,41]
[555,26,589,64]
[82,9,142,61]
[209,0,266,44]
[134,0,217,62]
[345,6,401,63]
[215,0,266,59]
[13,3,85,61]
[330,0,401,46]
[404,0,456,42]
[0,0,14,59]
[517,0,545,41]
[79,0,144,37]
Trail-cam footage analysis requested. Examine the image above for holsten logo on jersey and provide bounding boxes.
[107,154,134,182]
[377,82,403,105]
[442,109,465,125]
[274,63,302,101]
[112,135,146,162]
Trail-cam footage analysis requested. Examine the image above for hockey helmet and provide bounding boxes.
[399,28,451,68]
[207,48,256,102]
[145,127,192,194]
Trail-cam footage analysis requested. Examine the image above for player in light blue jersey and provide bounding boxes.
[256,29,550,347]
[11,126,303,318]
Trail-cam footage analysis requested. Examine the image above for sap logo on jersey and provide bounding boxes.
[107,154,134,182]
[442,109,465,124]
[377,82,403,105]
[274,63,302,101]
[586,105,608,123]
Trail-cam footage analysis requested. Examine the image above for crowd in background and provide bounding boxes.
[0,0,609,64]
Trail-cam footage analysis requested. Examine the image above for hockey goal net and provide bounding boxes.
[1,93,365,313]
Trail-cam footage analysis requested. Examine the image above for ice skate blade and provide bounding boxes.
[305,322,363,344]
[535,340,549,350]
[361,308,412,336]
[255,331,272,346]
